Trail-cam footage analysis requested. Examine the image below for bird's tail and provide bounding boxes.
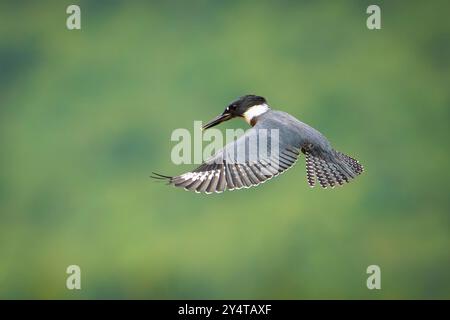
[305,150,364,188]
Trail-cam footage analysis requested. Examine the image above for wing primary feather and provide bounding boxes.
[206,169,220,193]
[230,164,244,189]
[242,163,260,185]
[236,164,252,187]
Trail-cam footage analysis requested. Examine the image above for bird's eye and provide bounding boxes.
[226,104,237,113]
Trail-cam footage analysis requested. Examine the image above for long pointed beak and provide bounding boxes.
[202,112,232,130]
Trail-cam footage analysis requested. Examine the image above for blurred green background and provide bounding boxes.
[1,0,449,299]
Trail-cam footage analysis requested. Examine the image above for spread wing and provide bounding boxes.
[152,126,301,193]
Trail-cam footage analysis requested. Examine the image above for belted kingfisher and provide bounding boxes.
[152,95,364,193]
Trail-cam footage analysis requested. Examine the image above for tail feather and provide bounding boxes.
[305,150,363,188]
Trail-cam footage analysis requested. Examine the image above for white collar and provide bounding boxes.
[243,103,270,124]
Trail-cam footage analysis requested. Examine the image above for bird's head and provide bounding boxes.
[202,95,270,130]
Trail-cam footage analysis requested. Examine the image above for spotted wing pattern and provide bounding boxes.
[304,149,363,188]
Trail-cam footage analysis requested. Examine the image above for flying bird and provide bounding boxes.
[152,95,364,193]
